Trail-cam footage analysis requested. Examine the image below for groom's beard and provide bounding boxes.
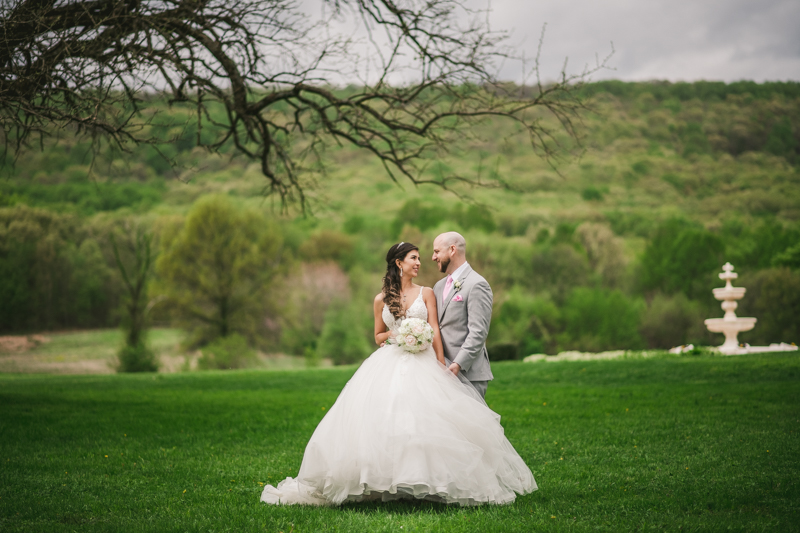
[438,257,450,273]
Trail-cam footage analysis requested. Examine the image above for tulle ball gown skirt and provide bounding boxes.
[260,344,536,506]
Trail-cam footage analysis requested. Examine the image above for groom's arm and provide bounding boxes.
[453,280,493,373]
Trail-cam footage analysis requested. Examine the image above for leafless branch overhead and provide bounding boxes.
[0,0,611,207]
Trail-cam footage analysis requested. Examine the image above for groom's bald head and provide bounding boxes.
[435,232,466,256]
[432,232,467,274]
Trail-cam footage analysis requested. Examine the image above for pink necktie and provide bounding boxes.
[443,275,454,300]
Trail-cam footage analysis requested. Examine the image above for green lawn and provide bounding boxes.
[1,353,798,532]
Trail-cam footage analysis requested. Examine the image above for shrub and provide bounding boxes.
[488,288,560,357]
[316,302,371,365]
[451,203,496,233]
[737,268,800,345]
[299,230,354,263]
[560,288,645,352]
[581,187,604,201]
[604,210,655,238]
[773,243,800,270]
[576,222,628,289]
[197,334,257,370]
[488,343,519,361]
[391,199,446,237]
[681,122,711,157]
[530,243,590,303]
[639,218,724,299]
[117,342,158,373]
[277,262,351,356]
[631,160,650,175]
[722,219,800,270]
[764,117,797,160]
[639,293,708,349]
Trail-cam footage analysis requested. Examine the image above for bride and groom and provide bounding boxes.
[261,232,536,506]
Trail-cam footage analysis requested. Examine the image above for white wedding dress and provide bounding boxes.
[260,290,536,506]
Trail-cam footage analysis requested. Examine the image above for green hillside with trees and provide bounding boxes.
[1,81,799,366]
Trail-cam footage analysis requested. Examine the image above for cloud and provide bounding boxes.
[485,0,800,82]
[296,0,800,83]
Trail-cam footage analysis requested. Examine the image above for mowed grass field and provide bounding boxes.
[1,353,798,532]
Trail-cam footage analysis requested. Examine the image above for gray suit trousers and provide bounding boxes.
[471,380,488,399]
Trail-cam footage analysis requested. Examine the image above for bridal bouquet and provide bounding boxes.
[392,317,434,353]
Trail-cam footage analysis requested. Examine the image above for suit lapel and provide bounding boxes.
[439,265,473,321]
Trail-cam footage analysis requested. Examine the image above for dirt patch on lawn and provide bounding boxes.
[0,330,319,374]
[0,354,115,374]
[0,335,51,353]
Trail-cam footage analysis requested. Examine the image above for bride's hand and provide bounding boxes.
[381,331,396,348]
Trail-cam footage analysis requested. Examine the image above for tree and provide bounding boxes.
[155,195,286,347]
[110,221,158,371]
[0,205,115,332]
[560,288,645,352]
[639,219,725,299]
[316,300,371,365]
[1,0,609,207]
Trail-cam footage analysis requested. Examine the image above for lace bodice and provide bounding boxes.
[382,288,428,332]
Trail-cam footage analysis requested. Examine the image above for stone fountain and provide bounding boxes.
[704,262,797,355]
[704,263,756,354]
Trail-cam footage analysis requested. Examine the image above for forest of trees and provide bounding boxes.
[1,80,798,364]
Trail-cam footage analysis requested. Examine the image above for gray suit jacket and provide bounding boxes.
[434,265,494,382]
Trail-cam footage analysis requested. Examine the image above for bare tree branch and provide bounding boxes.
[0,0,611,209]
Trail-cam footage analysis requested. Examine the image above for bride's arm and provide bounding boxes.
[422,288,446,365]
[373,293,393,346]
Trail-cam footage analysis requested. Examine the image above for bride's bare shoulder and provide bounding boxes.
[374,292,385,304]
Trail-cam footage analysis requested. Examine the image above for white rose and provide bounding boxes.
[405,335,417,346]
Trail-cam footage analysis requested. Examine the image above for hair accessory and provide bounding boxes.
[398,242,405,247]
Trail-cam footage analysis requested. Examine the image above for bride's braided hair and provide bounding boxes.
[383,242,419,319]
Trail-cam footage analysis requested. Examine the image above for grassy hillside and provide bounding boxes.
[1,81,799,359]
[1,354,798,531]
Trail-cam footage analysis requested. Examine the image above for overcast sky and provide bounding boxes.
[303,0,800,83]
[487,0,800,83]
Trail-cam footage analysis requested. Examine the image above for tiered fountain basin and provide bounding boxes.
[712,286,745,302]
[704,262,797,355]
[704,316,757,355]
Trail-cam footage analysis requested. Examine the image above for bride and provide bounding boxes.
[261,242,536,506]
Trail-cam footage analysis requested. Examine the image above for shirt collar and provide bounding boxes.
[449,262,470,282]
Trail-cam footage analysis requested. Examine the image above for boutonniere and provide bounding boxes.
[453,279,464,292]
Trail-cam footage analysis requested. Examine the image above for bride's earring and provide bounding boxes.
[399,267,403,277]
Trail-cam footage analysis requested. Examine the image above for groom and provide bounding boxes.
[432,232,493,398]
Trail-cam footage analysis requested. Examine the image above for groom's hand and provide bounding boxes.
[448,362,461,376]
